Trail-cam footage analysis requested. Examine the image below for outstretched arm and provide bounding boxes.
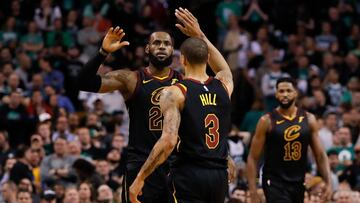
[175,8,233,96]
[308,112,332,201]
[129,86,184,203]
[77,27,137,98]
[247,115,270,203]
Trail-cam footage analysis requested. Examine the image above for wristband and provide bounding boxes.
[99,47,109,56]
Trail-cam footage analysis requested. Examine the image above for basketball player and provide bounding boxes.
[247,77,332,203]
[129,8,233,203]
[77,20,231,203]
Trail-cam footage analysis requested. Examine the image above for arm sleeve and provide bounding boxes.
[77,52,106,92]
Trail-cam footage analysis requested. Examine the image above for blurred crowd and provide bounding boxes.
[0,0,359,203]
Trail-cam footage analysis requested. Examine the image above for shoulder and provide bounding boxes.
[160,85,185,110]
[259,113,271,126]
[305,111,318,130]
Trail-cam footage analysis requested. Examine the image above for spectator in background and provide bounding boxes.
[324,68,346,108]
[1,181,17,203]
[34,0,62,32]
[27,90,52,120]
[9,146,34,185]
[319,111,338,151]
[40,136,76,187]
[0,156,16,186]
[223,15,249,72]
[315,22,337,52]
[261,58,289,111]
[16,190,33,203]
[20,21,44,59]
[36,122,52,155]
[96,184,113,203]
[0,131,12,166]
[65,10,79,44]
[0,17,19,48]
[339,145,360,191]
[329,126,355,168]
[39,56,64,93]
[1,72,23,97]
[77,16,101,61]
[78,182,93,203]
[241,0,268,34]
[72,159,103,190]
[76,127,103,159]
[63,46,83,109]
[52,116,76,142]
[62,187,79,203]
[215,0,242,49]
[0,90,30,148]
[44,85,75,113]
[46,18,74,49]
[327,149,340,191]
[15,52,32,90]
[95,159,120,191]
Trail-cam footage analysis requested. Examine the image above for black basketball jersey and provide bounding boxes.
[263,108,311,183]
[173,77,231,169]
[126,68,183,163]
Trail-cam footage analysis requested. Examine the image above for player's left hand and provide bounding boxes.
[175,7,204,38]
[129,178,144,203]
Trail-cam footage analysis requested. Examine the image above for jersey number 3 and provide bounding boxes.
[205,114,220,149]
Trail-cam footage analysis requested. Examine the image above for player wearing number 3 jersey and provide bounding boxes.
[129,8,234,203]
[247,77,332,203]
[77,8,233,203]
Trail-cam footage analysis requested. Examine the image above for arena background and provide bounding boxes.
[0,0,359,202]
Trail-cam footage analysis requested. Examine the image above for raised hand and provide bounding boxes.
[102,26,130,53]
[175,7,204,38]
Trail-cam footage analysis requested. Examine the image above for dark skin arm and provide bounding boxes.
[246,114,270,203]
[129,86,184,203]
[307,112,332,201]
[96,27,137,99]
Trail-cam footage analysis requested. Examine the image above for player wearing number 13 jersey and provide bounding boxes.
[247,77,332,203]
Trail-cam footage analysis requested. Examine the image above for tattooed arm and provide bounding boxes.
[78,26,137,99]
[129,86,185,203]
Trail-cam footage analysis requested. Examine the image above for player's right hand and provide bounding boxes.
[175,7,204,38]
[102,26,130,53]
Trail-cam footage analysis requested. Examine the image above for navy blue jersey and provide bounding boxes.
[263,109,311,183]
[126,68,183,163]
[173,77,231,169]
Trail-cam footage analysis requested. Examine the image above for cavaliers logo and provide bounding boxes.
[151,87,165,105]
[283,125,301,141]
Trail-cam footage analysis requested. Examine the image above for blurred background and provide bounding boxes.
[0,0,359,202]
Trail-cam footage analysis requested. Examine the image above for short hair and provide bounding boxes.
[275,77,296,89]
[180,37,208,65]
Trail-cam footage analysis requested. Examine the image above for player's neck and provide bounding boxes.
[184,65,208,82]
[147,66,171,77]
[277,106,297,118]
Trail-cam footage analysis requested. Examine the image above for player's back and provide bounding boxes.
[173,77,231,169]
[126,68,182,163]
[263,109,311,183]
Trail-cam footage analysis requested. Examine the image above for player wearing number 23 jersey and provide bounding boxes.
[124,67,182,202]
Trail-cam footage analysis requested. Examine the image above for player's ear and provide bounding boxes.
[145,44,149,54]
[180,54,186,66]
